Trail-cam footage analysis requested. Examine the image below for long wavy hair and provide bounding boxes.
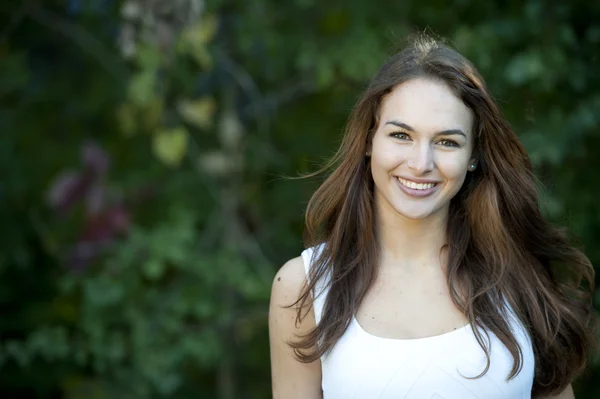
[290,35,597,396]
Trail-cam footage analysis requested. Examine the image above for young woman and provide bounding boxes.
[269,36,596,399]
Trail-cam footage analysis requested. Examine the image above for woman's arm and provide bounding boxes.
[269,257,323,399]
[534,384,574,399]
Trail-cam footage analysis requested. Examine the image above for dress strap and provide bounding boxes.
[300,244,330,325]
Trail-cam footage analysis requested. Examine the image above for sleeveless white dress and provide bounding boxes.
[301,245,535,399]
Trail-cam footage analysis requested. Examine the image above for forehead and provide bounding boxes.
[378,77,474,135]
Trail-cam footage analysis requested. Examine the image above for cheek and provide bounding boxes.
[437,156,470,180]
[371,147,396,171]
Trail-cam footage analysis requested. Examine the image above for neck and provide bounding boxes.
[375,198,449,271]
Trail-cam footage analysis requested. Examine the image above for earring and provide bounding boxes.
[469,163,477,171]
[365,152,371,157]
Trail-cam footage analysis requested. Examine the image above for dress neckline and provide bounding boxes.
[352,315,472,343]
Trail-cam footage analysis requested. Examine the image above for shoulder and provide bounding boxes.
[270,256,312,326]
[269,256,322,398]
[271,256,307,306]
[269,257,316,335]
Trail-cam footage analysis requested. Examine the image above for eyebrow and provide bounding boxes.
[385,120,467,139]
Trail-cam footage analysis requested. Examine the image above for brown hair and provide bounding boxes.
[290,35,597,396]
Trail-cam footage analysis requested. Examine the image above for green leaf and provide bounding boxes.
[505,50,544,86]
[4,341,31,367]
[143,258,165,281]
[84,276,125,307]
[316,61,334,88]
[116,103,137,137]
[128,71,156,106]
[152,127,188,167]
[136,44,161,70]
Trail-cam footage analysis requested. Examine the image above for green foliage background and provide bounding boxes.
[1,0,599,397]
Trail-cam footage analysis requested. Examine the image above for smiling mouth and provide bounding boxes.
[396,177,438,190]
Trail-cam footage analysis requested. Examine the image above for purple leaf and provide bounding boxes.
[47,171,88,215]
[85,184,106,216]
[66,206,130,271]
[82,141,110,177]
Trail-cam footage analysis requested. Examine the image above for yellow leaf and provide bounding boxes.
[180,14,217,47]
[177,15,217,69]
[178,97,216,130]
[190,46,213,69]
[152,127,188,167]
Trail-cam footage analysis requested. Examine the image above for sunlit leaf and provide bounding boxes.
[152,126,188,167]
[177,97,216,130]
[177,14,218,68]
[179,14,218,48]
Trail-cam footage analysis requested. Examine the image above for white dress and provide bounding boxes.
[301,246,536,399]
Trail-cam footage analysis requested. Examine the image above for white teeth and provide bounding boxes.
[397,177,436,190]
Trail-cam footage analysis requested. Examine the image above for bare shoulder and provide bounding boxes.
[271,256,307,305]
[269,256,322,398]
[269,255,315,333]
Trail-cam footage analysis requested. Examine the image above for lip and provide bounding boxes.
[395,176,440,198]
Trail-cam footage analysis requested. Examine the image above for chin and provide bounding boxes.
[393,206,436,220]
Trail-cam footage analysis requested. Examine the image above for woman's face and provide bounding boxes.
[369,77,476,221]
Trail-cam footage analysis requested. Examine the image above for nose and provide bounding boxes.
[408,143,434,174]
